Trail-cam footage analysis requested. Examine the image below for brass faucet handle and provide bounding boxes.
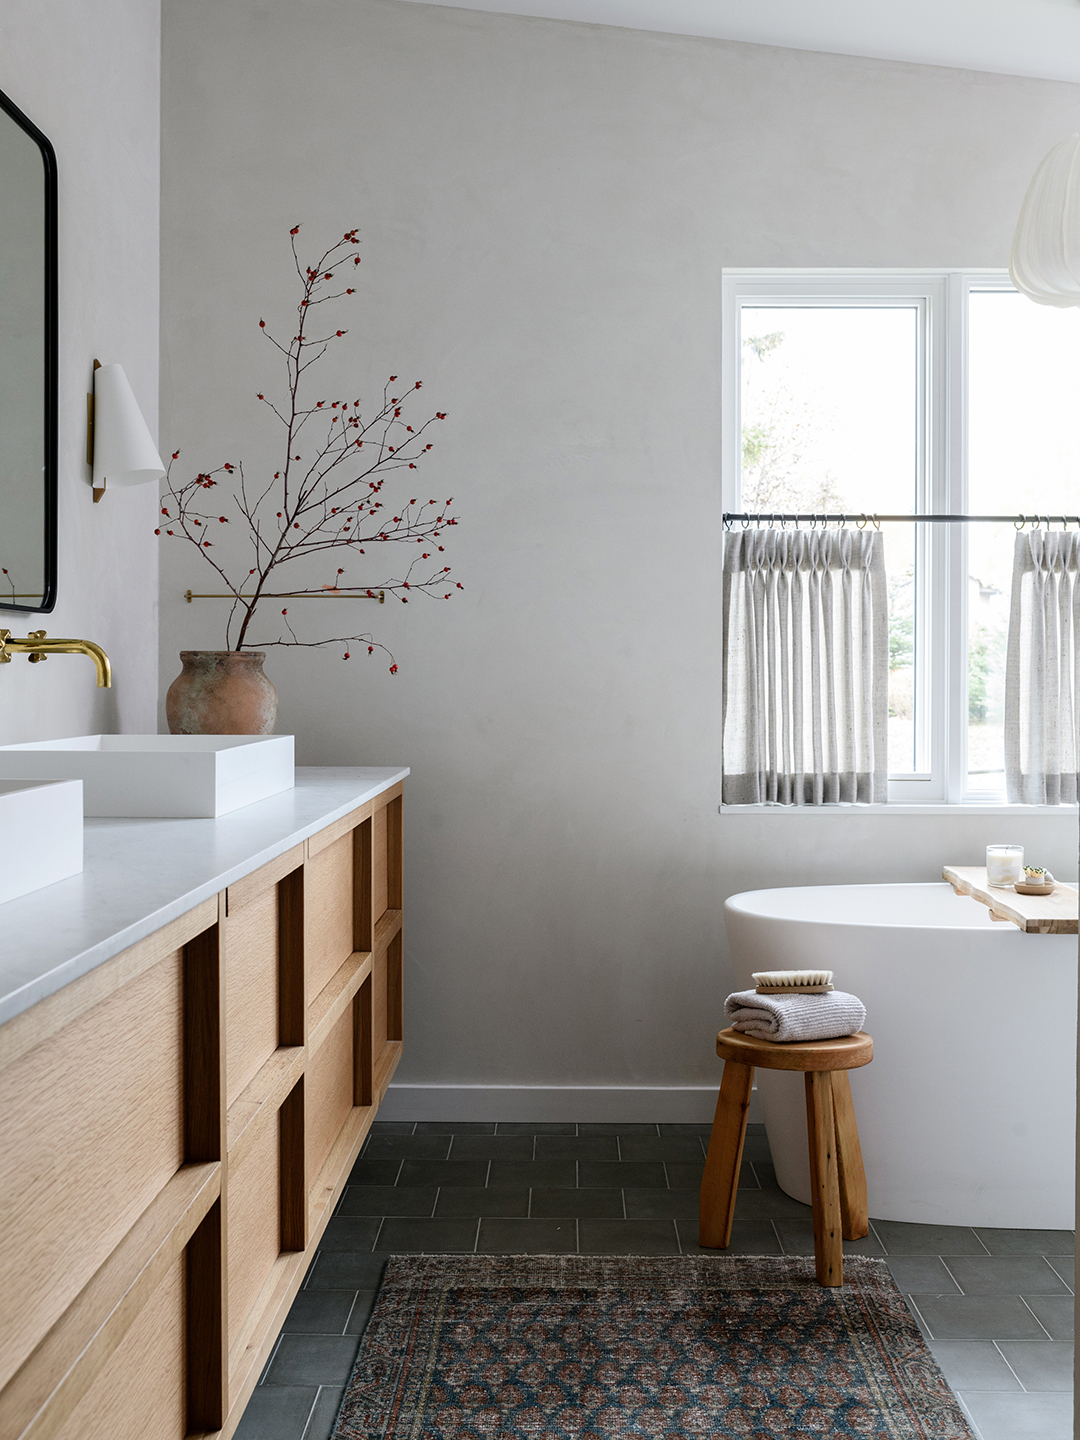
[0,629,9,664]
[26,628,48,662]
[27,630,47,641]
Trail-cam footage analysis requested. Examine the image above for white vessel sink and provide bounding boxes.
[0,779,83,903]
[0,735,295,818]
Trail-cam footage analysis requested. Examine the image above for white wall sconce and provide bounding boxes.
[1010,134,1080,308]
[86,359,166,503]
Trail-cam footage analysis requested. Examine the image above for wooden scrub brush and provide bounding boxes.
[753,969,834,995]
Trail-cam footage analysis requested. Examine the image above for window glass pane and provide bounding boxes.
[967,290,1080,794]
[739,306,919,771]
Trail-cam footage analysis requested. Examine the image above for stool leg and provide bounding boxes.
[804,1071,843,1286]
[832,1071,869,1241]
[699,1060,753,1248]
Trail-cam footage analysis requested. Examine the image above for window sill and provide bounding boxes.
[719,803,1080,817]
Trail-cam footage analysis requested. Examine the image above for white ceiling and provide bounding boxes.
[399,0,1080,85]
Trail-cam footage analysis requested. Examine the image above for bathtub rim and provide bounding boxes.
[724,879,1079,932]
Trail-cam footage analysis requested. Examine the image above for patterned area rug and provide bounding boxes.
[331,1253,973,1438]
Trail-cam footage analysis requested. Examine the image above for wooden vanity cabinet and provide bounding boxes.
[0,782,404,1440]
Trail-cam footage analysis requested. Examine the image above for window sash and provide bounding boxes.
[722,268,1027,807]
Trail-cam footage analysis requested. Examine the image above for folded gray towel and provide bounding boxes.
[724,988,866,1043]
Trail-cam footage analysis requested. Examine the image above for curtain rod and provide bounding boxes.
[723,513,1080,527]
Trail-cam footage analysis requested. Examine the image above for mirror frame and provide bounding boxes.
[0,85,57,615]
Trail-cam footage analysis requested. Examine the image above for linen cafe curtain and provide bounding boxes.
[1005,531,1080,804]
[722,529,889,805]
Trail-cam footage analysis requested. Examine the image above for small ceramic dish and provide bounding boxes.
[1014,881,1055,896]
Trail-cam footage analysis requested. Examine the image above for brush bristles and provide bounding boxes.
[752,969,834,994]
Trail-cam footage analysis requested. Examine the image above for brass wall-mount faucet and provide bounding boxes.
[0,630,112,688]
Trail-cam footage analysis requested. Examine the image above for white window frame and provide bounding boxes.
[722,268,1074,810]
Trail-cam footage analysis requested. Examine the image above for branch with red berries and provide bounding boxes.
[157,226,461,668]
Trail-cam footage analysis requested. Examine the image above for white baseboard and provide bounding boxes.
[379,1083,765,1125]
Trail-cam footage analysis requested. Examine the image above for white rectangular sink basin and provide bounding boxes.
[0,779,83,903]
[0,735,295,818]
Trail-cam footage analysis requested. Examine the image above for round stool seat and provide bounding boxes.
[716,1027,873,1073]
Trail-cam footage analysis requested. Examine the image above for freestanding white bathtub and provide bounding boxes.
[725,883,1077,1229]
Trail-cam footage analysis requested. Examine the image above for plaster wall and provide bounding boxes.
[160,0,1080,1116]
[0,0,160,741]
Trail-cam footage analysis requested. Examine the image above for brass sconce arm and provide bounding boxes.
[0,630,112,687]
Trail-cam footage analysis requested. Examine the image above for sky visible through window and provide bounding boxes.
[740,295,1080,795]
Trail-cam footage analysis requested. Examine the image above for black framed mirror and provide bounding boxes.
[0,86,57,614]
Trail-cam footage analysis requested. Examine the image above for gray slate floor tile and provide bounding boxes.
[1047,1256,1075,1290]
[233,1384,317,1439]
[449,1134,535,1160]
[264,1334,361,1387]
[495,1122,577,1134]
[666,1161,708,1189]
[489,1159,577,1188]
[531,1187,623,1218]
[871,1220,987,1255]
[578,1219,680,1254]
[413,1121,495,1133]
[363,1134,450,1159]
[911,1294,1049,1340]
[337,1186,436,1217]
[928,1340,1022,1392]
[997,1340,1074,1391]
[974,1228,1075,1256]
[1022,1293,1074,1341]
[478,1218,576,1253]
[618,1135,706,1162]
[750,1161,781,1189]
[318,1217,381,1251]
[282,1289,356,1334]
[304,1386,346,1440]
[624,1188,700,1220]
[734,1187,810,1219]
[374,1218,479,1253]
[676,1217,783,1255]
[435,1186,530,1217]
[535,1136,619,1161]
[347,1159,401,1187]
[369,1121,415,1135]
[659,1123,713,1136]
[943,1255,1070,1295]
[397,1159,489,1187]
[772,1218,885,1256]
[886,1255,963,1293]
[344,1289,378,1334]
[959,1390,1073,1440]
[740,1132,773,1163]
[579,1160,666,1189]
[578,1122,658,1135]
[307,1252,386,1290]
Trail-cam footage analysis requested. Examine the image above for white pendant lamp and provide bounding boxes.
[1010,134,1080,308]
[90,361,166,502]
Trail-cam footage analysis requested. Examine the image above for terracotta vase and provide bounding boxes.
[166,650,278,735]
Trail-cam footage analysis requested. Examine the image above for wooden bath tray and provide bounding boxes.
[943,865,1078,934]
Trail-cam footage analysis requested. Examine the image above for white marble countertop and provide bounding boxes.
[0,766,408,1027]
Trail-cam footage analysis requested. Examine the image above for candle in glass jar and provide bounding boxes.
[986,844,1024,887]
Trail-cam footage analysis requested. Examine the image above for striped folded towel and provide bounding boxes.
[724,988,866,1043]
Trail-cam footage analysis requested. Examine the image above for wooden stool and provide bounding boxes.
[699,1028,873,1287]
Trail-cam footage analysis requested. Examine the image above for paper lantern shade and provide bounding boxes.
[1010,134,1080,309]
[91,363,166,490]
